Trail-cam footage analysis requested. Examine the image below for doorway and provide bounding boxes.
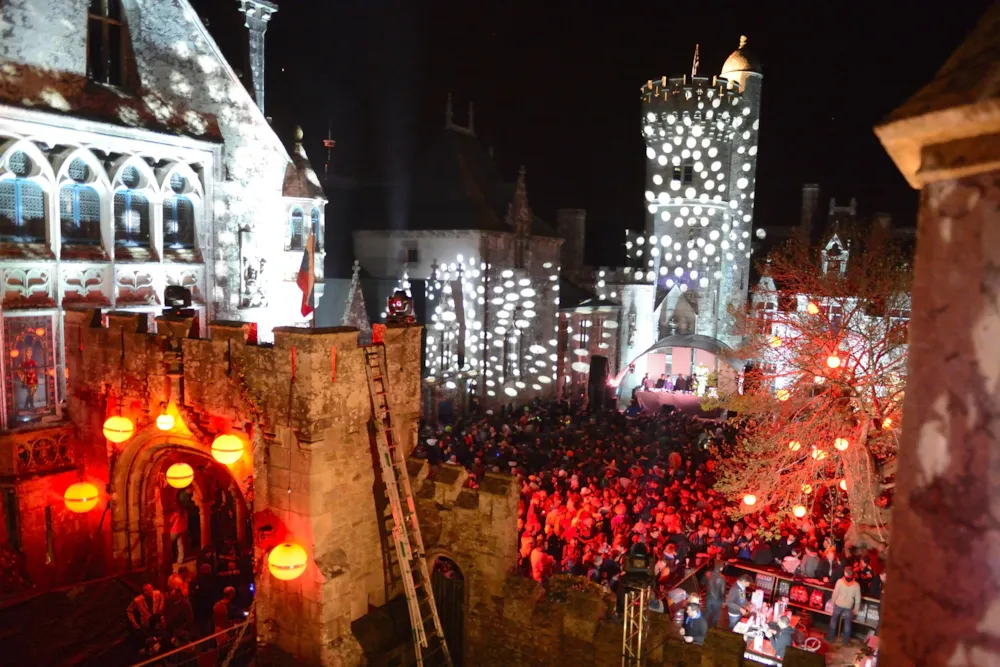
[431,556,465,666]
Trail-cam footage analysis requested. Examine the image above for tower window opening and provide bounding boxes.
[682,164,694,183]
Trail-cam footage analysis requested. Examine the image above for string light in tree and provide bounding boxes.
[882,417,894,429]
[788,440,801,452]
[769,335,783,348]
[806,301,820,315]
[826,354,842,369]
[811,448,827,461]
[802,484,813,494]
[776,389,791,402]
[834,437,850,451]
[742,494,757,506]
[839,479,849,492]
[792,505,807,518]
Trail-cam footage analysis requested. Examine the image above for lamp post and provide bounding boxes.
[621,542,656,667]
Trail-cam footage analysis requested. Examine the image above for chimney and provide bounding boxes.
[800,183,819,233]
[237,0,278,115]
[556,209,587,271]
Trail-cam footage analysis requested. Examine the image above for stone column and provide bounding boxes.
[874,6,1000,665]
[237,0,278,115]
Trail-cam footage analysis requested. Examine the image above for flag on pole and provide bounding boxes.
[296,231,315,317]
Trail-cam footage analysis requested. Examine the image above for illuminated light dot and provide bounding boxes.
[834,437,849,451]
[776,389,791,402]
[743,494,757,506]
[646,147,656,159]
[504,387,518,397]
[756,228,767,239]
[646,112,656,122]
[701,138,710,148]
[686,137,696,148]
[681,149,691,158]
[644,125,653,135]
[539,376,552,384]
[571,361,590,373]
[705,243,715,255]
[788,440,801,451]
[883,417,894,429]
[674,218,683,227]
[666,114,676,124]
[826,355,841,369]
[670,181,681,191]
[699,277,708,287]
[673,137,682,145]
[802,484,813,494]
[749,145,758,156]
[839,479,849,492]
[660,235,671,246]
[793,505,807,518]
[660,211,670,222]
[737,177,749,189]
[684,187,696,199]
[811,448,828,461]
[807,302,820,315]
[658,156,668,166]
[652,174,663,185]
[769,335,782,348]
[711,161,721,171]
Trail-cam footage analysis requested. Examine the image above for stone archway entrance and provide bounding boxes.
[138,448,250,579]
[431,556,465,666]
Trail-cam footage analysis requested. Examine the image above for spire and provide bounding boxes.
[506,165,531,235]
[342,260,372,344]
[468,101,475,135]
[445,93,454,129]
[691,44,700,77]
[739,35,748,49]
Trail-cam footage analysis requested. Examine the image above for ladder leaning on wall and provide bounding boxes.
[363,345,453,667]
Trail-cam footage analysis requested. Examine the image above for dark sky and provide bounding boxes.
[243,0,988,271]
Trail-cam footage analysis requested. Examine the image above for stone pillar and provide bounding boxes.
[237,0,278,115]
[874,6,1000,665]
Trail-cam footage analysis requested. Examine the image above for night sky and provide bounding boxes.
[226,1,988,272]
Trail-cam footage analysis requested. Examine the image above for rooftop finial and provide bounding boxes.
[691,44,700,78]
[445,93,454,128]
[739,35,748,49]
[294,125,304,144]
[468,101,475,135]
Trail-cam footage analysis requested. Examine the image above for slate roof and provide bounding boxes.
[282,134,326,199]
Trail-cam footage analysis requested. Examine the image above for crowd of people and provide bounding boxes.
[416,397,885,652]
[126,541,252,659]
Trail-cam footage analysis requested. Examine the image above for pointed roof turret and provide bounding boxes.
[342,260,372,344]
[720,35,761,91]
[506,165,532,235]
[283,125,326,199]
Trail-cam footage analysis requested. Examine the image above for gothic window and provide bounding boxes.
[113,165,150,247]
[682,163,694,183]
[60,159,101,245]
[88,0,126,86]
[288,207,304,250]
[3,315,57,425]
[163,175,194,249]
[0,151,46,244]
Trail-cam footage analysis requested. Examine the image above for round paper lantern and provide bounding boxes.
[834,437,850,451]
[64,481,100,513]
[211,434,244,465]
[806,302,820,315]
[826,355,841,369]
[268,542,307,581]
[788,440,802,452]
[802,483,813,494]
[811,448,827,461]
[769,335,783,349]
[792,505,807,518]
[742,494,757,507]
[166,463,194,489]
[776,389,791,402]
[839,479,849,492]
[103,415,134,444]
[156,413,175,431]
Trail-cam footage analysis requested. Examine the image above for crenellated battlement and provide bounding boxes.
[640,75,741,106]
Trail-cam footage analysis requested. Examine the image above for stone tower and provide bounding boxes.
[627,37,763,349]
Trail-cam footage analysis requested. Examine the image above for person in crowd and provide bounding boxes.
[127,583,164,651]
[167,565,190,597]
[704,560,727,628]
[190,563,218,636]
[169,508,188,564]
[800,542,821,579]
[680,603,708,645]
[818,547,845,585]
[163,585,195,646]
[655,374,666,389]
[765,615,797,659]
[726,575,752,630]
[827,566,862,645]
[212,586,237,635]
[640,374,652,391]
[781,548,802,575]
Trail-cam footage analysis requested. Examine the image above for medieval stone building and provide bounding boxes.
[353,102,563,415]
[0,0,324,591]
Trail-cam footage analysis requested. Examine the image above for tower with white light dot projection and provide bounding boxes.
[625,37,763,352]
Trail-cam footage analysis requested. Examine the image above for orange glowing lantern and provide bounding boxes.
[802,484,813,494]
[211,434,244,465]
[811,448,827,461]
[839,479,849,492]
[807,302,820,315]
[882,417,893,429]
[156,412,175,431]
[834,437,849,451]
[792,505,807,518]
[742,494,757,507]
[268,542,307,581]
[826,355,841,369]
[103,415,135,444]
[64,481,100,513]
[776,389,791,402]
[769,335,783,349]
[166,463,194,489]
[788,440,802,452]
[9,349,18,359]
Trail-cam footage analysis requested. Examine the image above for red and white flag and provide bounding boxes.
[296,231,315,317]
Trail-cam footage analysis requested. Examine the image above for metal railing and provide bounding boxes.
[129,609,256,667]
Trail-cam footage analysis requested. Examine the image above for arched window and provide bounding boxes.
[289,207,304,250]
[113,166,150,247]
[0,151,46,244]
[163,173,195,249]
[59,158,101,245]
[88,0,126,86]
[310,208,321,249]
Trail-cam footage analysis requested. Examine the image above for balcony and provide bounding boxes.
[0,425,76,478]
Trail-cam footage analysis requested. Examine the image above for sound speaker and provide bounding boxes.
[588,355,610,410]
